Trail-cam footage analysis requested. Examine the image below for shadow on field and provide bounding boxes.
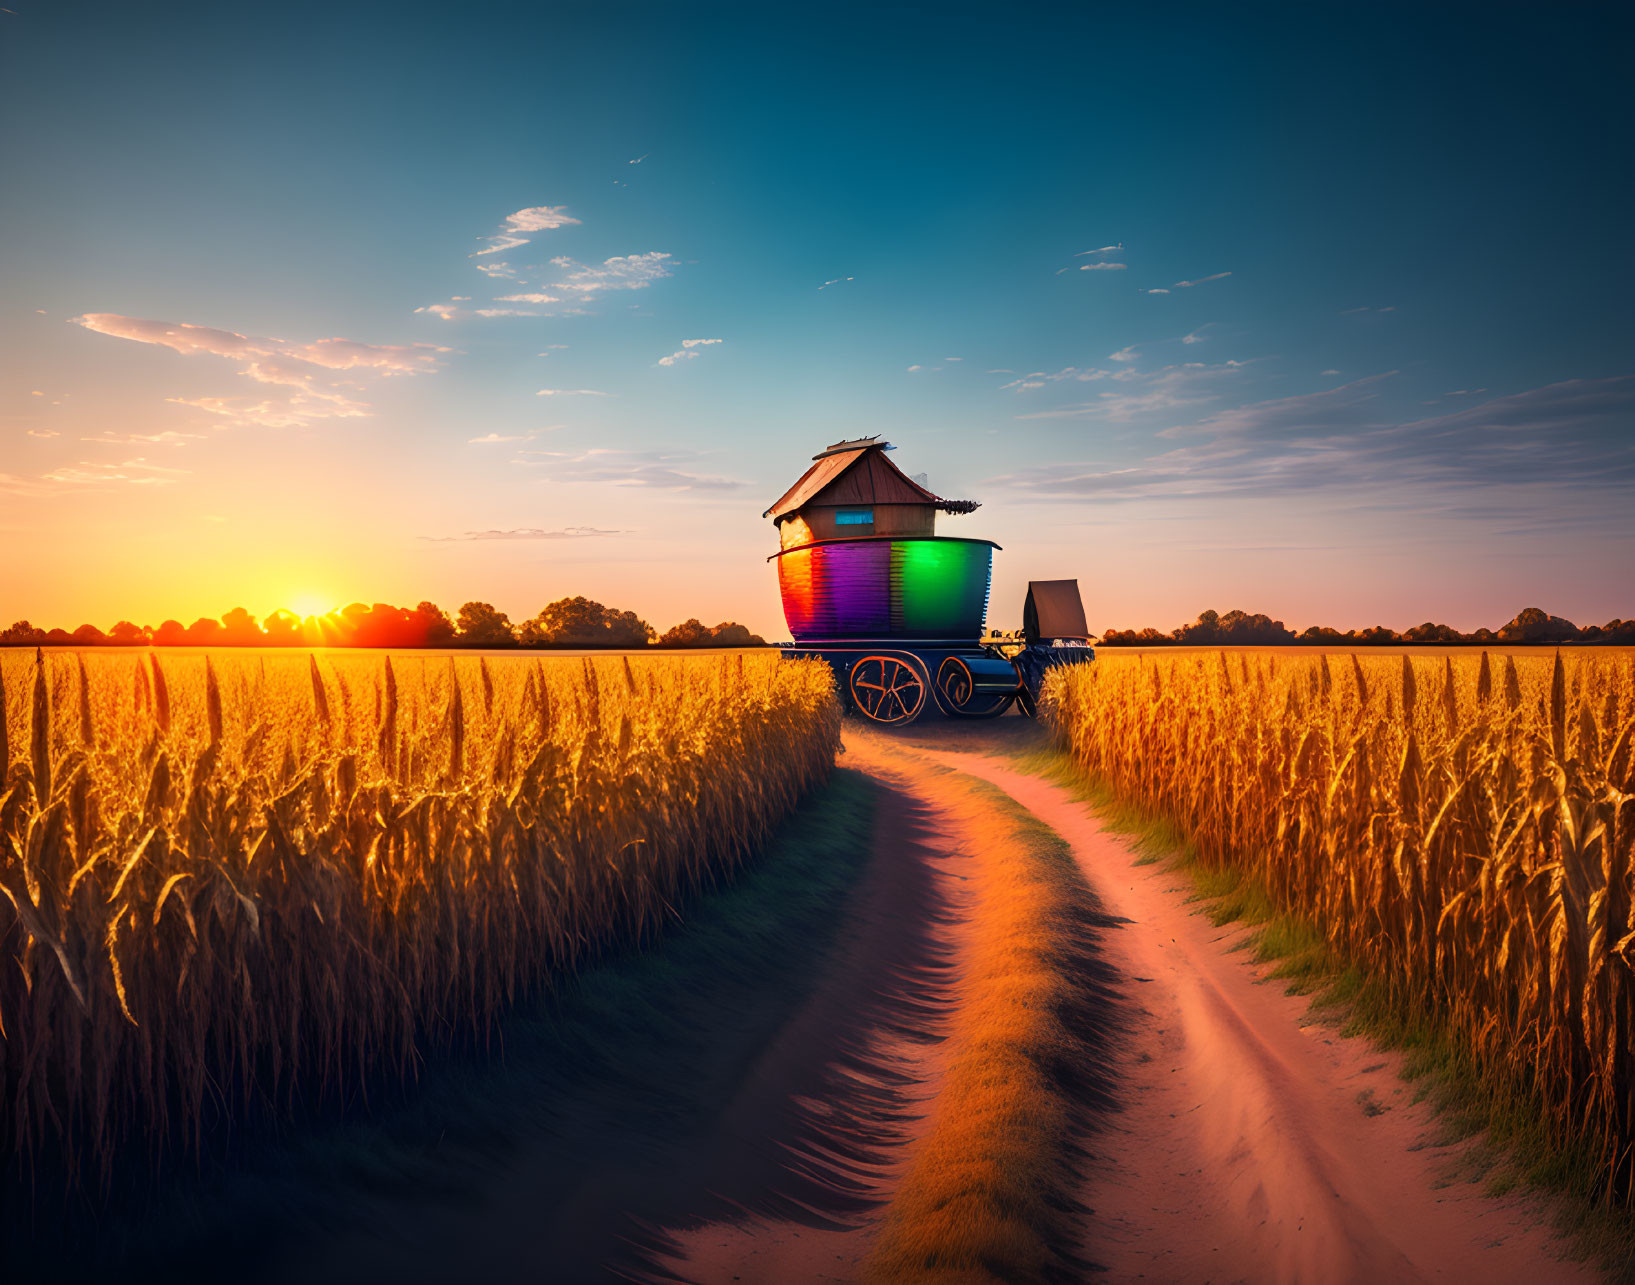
[12,768,959,1285]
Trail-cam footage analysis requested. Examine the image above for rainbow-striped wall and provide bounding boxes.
[775,536,996,642]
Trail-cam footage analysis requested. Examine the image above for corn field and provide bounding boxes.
[0,647,839,1187]
[1045,648,1635,1199]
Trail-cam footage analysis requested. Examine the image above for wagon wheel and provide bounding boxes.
[933,656,1015,719]
[848,655,927,725]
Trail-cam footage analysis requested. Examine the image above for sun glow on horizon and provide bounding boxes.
[287,595,335,620]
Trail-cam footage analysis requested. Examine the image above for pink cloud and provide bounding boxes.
[74,312,443,427]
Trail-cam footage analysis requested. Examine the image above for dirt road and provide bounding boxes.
[631,726,1592,1283]
[67,726,1597,1283]
[920,734,1593,1285]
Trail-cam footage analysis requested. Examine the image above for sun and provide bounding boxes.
[288,594,334,619]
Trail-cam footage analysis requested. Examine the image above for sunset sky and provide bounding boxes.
[2,1,1631,639]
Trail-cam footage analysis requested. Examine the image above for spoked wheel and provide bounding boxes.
[933,656,1015,719]
[848,655,928,725]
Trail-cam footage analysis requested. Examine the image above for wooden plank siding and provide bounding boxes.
[777,503,937,550]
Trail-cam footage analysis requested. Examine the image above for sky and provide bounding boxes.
[2,0,1632,639]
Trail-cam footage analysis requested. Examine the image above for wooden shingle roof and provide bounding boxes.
[763,439,979,522]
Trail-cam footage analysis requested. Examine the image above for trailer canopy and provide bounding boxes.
[1023,579,1090,644]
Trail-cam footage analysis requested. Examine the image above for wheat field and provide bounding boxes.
[0,647,839,1186]
[1045,648,1635,1198]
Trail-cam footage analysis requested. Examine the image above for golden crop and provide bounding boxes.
[0,648,838,1183]
[1046,649,1635,1198]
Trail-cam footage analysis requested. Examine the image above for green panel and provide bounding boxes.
[896,540,991,638]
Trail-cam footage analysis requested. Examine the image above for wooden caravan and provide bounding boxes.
[766,438,995,646]
[768,438,1094,726]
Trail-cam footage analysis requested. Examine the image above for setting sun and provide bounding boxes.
[287,595,334,620]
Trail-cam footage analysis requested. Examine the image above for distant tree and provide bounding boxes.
[1347,626,1402,646]
[658,619,767,648]
[658,618,713,647]
[1097,626,1175,646]
[708,622,766,647]
[1,620,46,645]
[1188,609,1222,644]
[1214,610,1296,645]
[415,601,457,647]
[152,619,188,646]
[107,620,148,645]
[262,611,302,645]
[1402,621,1464,645]
[185,617,225,645]
[1497,607,1579,644]
[219,607,262,645]
[456,601,516,648]
[44,628,72,644]
[71,623,108,646]
[520,597,654,648]
[1298,625,1344,643]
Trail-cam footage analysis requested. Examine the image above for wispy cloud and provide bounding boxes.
[628,154,648,165]
[468,432,531,444]
[657,337,723,366]
[1013,360,1248,422]
[819,276,854,290]
[419,291,565,321]
[1108,346,1139,363]
[422,526,622,542]
[81,430,202,447]
[1142,287,1171,295]
[536,388,613,397]
[44,457,191,486]
[1078,262,1127,272]
[1075,244,1124,257]
[76,312,445,428]
[473,205,581,257]
[550,251,672,293]
[26,428,58,438]
[1173,271,1232,288]
[166,394,364,428]
[76,314,444,375]
[531,447,752,491]
[991,374,1635,503]
[999,365,1111,391]
[1342,305,1397,315]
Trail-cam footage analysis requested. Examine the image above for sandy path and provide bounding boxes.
[929,747,1594,1285]
[273,767,975,1285]
[644,774,971,1284]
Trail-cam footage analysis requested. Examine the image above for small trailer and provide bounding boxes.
[766,438,1094,725]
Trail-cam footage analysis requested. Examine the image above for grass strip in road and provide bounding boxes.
[1006,740,1635,1283]
[860,750,1119,1285]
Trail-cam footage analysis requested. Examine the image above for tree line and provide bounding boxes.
[0,597,767,650]
[1099,606,1635,647]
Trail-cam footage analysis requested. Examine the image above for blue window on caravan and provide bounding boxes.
[835,507,874,526]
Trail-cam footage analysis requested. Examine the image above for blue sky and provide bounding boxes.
[2,1,1631,635]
